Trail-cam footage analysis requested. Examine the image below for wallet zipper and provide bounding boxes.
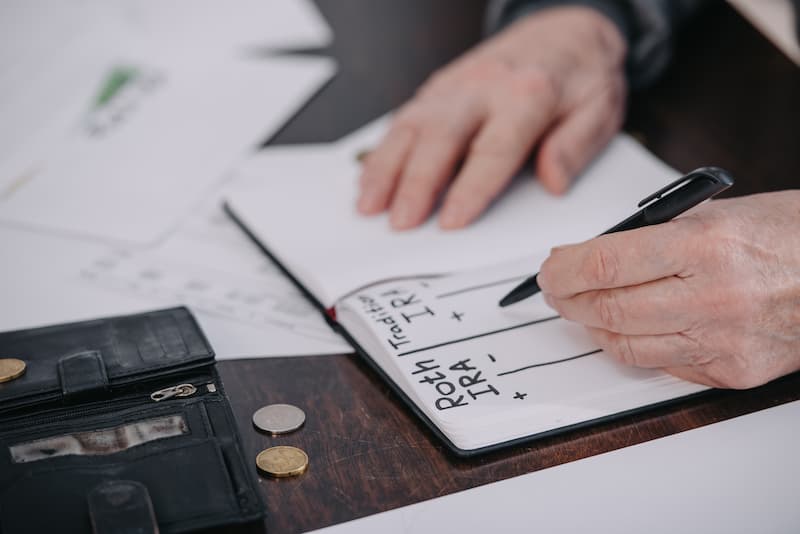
[150,383,199,402]
[149,381,218,401]
[1,380,217,432]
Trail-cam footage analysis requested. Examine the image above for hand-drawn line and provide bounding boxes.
[496,349,602,376]
[435,275,527,299]
[396,315,560,357]
[450,311,465,321]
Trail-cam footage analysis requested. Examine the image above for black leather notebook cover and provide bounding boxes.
[0,307,264,534]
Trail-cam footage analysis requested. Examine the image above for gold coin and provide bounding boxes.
[256,446,308,478]
[0,358,26,383]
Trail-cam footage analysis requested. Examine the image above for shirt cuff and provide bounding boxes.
[483,0,676,90]
[485,0,631,44]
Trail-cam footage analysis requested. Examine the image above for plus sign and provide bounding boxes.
[513,392,527,400]
[450,311,465,322]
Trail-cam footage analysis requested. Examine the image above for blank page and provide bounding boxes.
[226,119,680,307]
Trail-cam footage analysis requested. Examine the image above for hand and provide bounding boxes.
[357,6,627,230]
[537,191,800,389]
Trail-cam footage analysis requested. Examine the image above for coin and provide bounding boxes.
[252,403,305,435]
[256,446,308,478]
[0,358,26,383]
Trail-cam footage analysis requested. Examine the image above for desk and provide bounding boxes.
[220,2,800,532]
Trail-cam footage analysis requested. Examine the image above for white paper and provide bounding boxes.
[312,400,800,534]
[0,0,331,71]
[0,0,348,356]
[78,174,351,355]
[0,223,349,358]
[226,119,680,307]
[0,0,333,195]
[105,0,333,54]
[0,1,107,83]
[728,0,800,66]
[0,51,336,245]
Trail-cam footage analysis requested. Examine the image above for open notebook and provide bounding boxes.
[225,118,709,455]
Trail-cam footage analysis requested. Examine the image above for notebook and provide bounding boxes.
[224,118,709,455]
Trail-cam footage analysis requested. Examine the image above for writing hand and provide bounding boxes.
[537,191,800,389]
[357,6,627,230]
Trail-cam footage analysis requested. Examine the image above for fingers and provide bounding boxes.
[587,327,703,369]
[435,119,531,228]
[591,328,746,389]
[357,124,416,215]
[358,96,486,228]
[589,327,736,388]
[537,219,697,298]
[388,103,484,229]
[662,366,725,388]
[546,276,697,335]
[536,80,625,194]
[359,61,563,230]
[438,81,558,228]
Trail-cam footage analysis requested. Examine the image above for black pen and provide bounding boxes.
[498,167,735,307]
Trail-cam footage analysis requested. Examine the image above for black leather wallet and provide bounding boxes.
[0,307,264,534]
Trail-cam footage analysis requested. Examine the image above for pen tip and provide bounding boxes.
[498,294,518,308]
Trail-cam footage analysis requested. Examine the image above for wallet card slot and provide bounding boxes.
[0,439,239,534]
[0,400,212,474]
[9,414,189,464]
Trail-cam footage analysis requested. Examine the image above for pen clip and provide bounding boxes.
[637,173,698,208]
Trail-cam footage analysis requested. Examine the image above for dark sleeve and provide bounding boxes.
[485,0,713,90]
[794,0,800,40]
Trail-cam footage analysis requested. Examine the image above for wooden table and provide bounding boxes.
[219,2,800,532]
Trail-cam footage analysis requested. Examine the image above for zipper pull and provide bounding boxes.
[150,383,197,402]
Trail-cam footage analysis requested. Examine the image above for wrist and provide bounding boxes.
[510,6,627,71]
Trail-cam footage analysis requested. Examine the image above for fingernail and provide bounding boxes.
[543,293,556,310]
[391,203,415,229]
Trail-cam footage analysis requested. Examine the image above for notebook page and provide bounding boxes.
[226,122,679,307]
[336,258,708,451]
